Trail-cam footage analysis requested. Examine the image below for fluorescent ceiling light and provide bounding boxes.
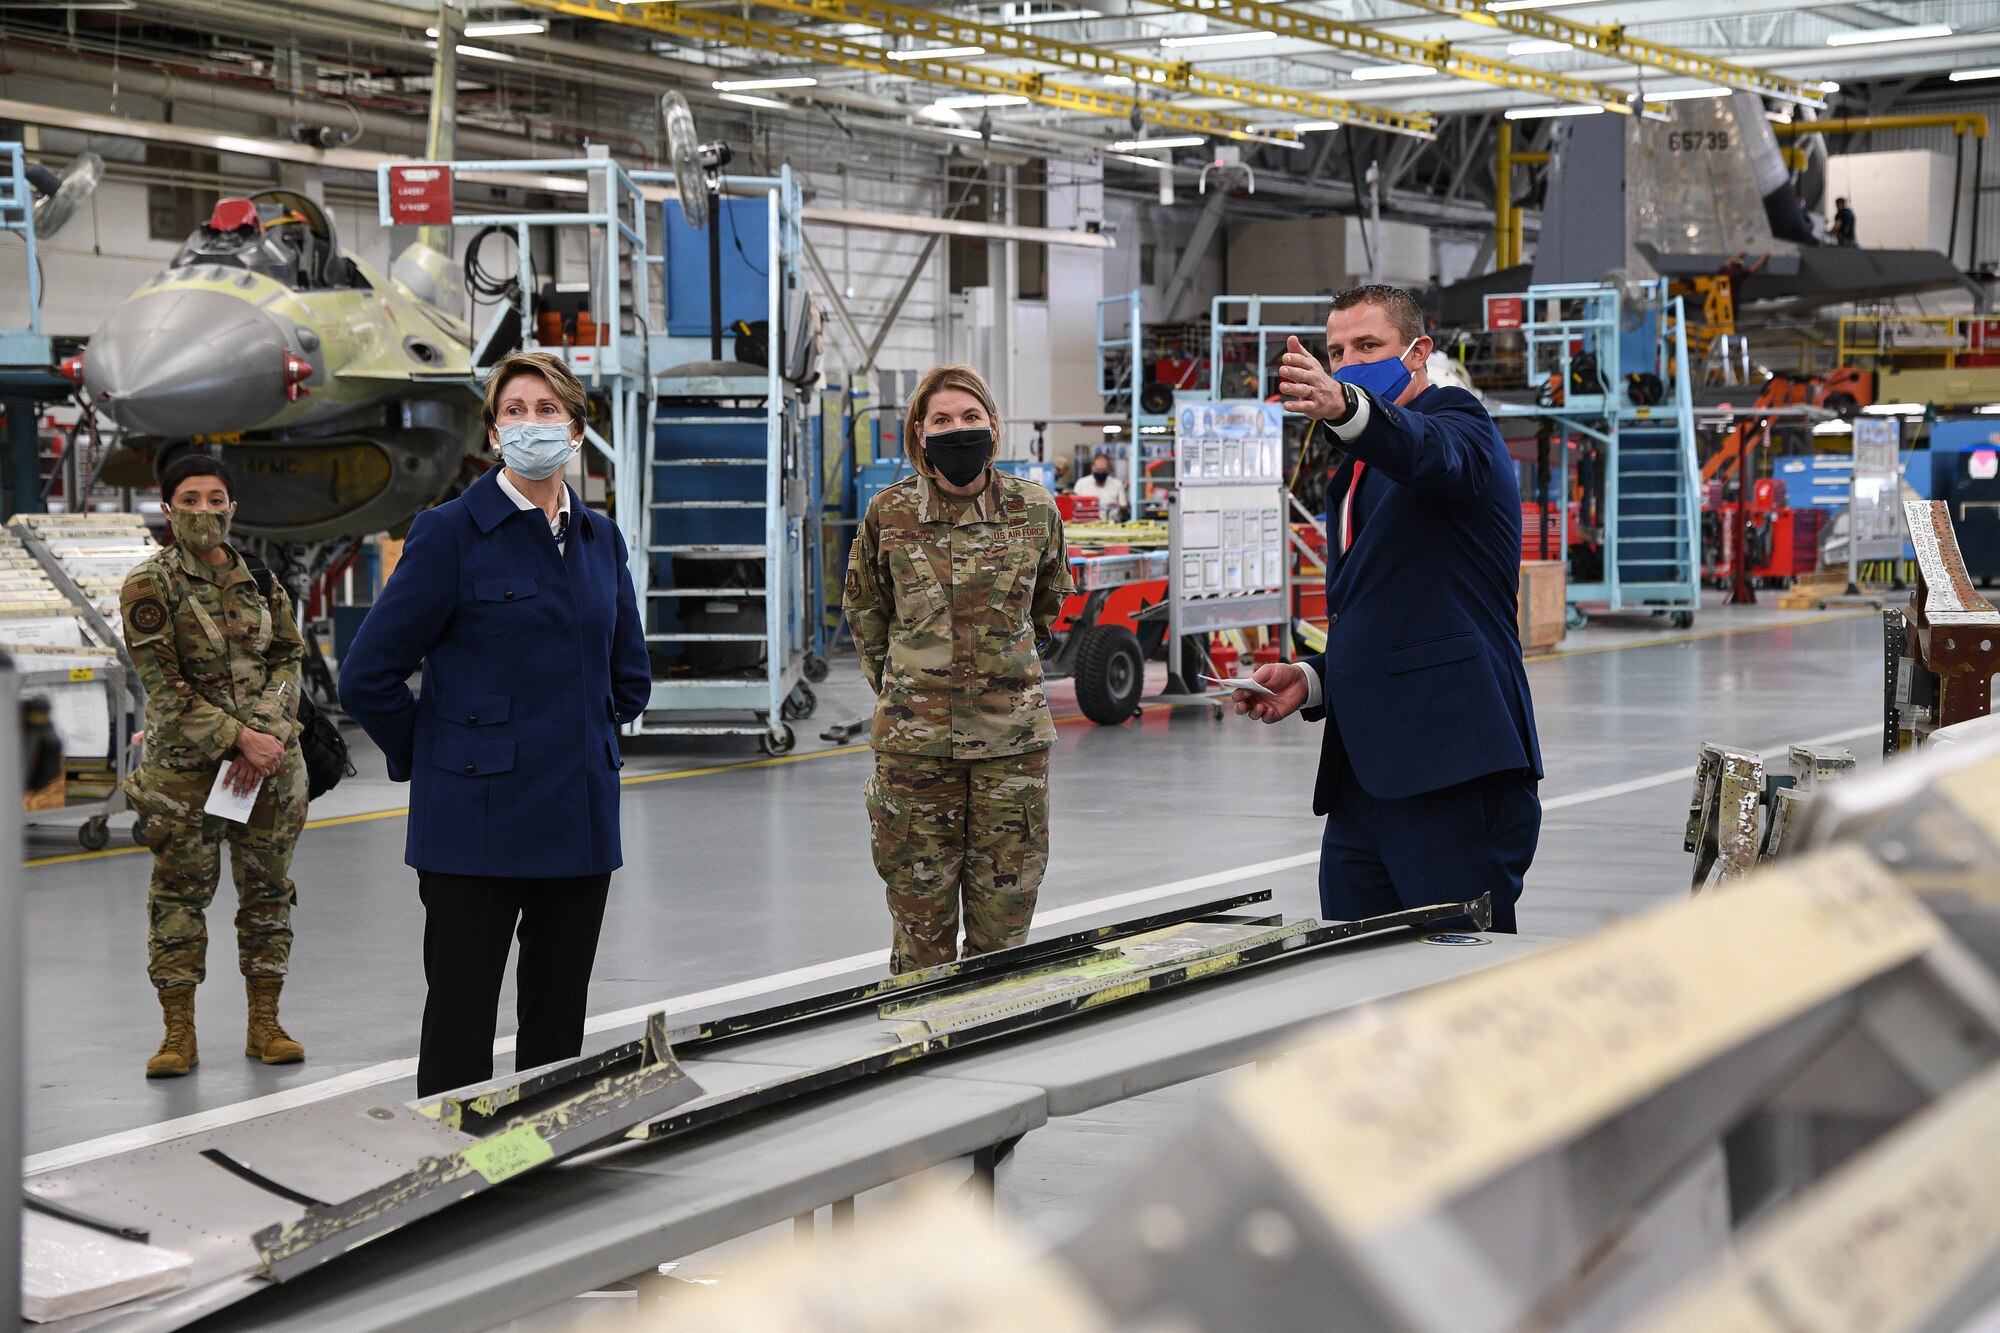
[1825,22,1950,46]
[1160,30,1276,47]
[1975,404,2000,414]
[1642,86,1729,102]
[1104,73,1135,86]
[887,45,986,60]
[1001,7,1094,23]
[930,93,1031,108]
[717,92,792,109]
[1507,38,1572,54]
[1863,402,1925,415]
[713,76,818,89]
[1250,120,1343,133]
[1811,420,1854,435]
[1350,62,1436,80]
[1488,0,1601,12]
[936,126,985,139]
[1505,104,1604,119]
[424,41,516,62]
[1950,67,2000,82]
[1817,80,1840,91]
[1111,153,1173,169]
[1109,135,1206,150]
[426,20,545,36]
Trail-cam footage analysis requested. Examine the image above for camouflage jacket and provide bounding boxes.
[120,542,303,774]
[844,470,1075,758]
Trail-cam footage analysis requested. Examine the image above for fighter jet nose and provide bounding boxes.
[84,287,295,437]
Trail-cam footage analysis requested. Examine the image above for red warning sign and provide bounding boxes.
[388,165,453,226]
[1484,295,1524,332]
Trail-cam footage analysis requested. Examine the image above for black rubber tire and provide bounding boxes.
[759,725,796,756]
[79,818,109,851]
[131,817,150,846]
[1075,625,1145,725]
[1139,381,1175,416]
[781,684,817,721]
[802,653,830,684]
[1670,611,1695,629]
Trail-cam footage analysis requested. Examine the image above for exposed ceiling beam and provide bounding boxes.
[1137,0,1636,113]
[738,0,1433,137]
[512,0,1298,145]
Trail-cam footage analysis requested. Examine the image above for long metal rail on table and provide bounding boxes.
[26,889,1487,1328]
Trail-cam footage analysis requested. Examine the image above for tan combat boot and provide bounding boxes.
[244,976,304,1064]
[145,985,198,1078]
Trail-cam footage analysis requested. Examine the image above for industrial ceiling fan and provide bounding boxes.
[25,151,104,239]
[662,91,736,365]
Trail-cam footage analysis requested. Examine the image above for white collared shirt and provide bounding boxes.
[496,468,572,554]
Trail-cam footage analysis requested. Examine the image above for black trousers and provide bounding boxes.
[416,870,612,1097]
[1319,750,1540,935]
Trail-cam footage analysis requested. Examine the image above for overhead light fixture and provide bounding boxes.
[426,20,545,36]
[1102,425,1122,434]
[1111,152,1173,169]
[1241,134,1307,150]
[1811,420,1854,435]
[935,126,985,139]
[1950,67,2000,82]
[1817,80,1840,91]
[1003,7,1095,23]
[1504,104,1604,119]
[1487,0,1600,11]
[713,76,818,90]
[1975,404,2000,414]
[1826,22,1951,46]
[1507,38,1573,54]
[1104,73,1135,86]
[887,45,986,60]
[1109,135,1207,150]
[1159,30,1276,47]
[1350,62,1436,80]
[1249,120,1342,133]
[718,92,792,109]
[1643,86,1730,102]
[424,41,517,62]
[930,93,1031,108]
[1863,402,1926,414]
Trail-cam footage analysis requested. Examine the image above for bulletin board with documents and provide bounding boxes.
[1167,400,1290,651]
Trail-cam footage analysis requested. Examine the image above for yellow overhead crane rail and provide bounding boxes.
[1381,0,1827,108]
[1142,0,1633,115]
[742,0,1434,137]
[514,0,1311,144]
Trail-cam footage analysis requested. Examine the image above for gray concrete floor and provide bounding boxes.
[15,596,1889,1321]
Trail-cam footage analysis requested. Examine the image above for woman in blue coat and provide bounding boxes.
[339,351,651,1096]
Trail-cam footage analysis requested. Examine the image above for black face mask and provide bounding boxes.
[925,426,993,488]
[1091,470,1110,482]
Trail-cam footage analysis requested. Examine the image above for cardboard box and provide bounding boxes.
[1518,560,1567,655]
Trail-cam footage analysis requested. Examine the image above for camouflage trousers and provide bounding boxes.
[865,747,1051,975]
[132,748,308,990]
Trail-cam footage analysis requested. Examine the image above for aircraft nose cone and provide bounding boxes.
[84,287,293,437]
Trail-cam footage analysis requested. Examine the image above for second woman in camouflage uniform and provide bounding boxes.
[843,364,1074,973]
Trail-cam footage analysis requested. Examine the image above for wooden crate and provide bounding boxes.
[1518,560,1567,655]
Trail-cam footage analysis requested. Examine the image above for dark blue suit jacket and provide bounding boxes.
[338,468,651,877]
[1302,383,1542,809]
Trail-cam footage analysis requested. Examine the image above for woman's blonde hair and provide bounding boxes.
[482,351,588,436]
[903,363,1000,479]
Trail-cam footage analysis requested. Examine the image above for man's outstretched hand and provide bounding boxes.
[1277,335,1348,421]
[1233,661,1311,724]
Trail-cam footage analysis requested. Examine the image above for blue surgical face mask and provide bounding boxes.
[1332,339,1421,404]
[498,420,576,481]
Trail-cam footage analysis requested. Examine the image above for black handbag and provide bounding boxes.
[243,557,355,800]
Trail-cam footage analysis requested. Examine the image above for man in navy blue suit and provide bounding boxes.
[1232,285,1542,933]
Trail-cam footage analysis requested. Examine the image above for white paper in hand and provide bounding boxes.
[204,764,264,823]
[1200,673,1277,698]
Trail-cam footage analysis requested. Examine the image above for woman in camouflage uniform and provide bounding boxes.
[843,364,1075,973]
[120,456,307,1078]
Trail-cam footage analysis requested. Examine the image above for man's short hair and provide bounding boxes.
[160,453,234,503]
[1835,197,1848,207]
[1329,284,1426,346]
[482,350,589,435]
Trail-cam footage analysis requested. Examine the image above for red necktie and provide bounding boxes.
[1339,461,1366,556]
